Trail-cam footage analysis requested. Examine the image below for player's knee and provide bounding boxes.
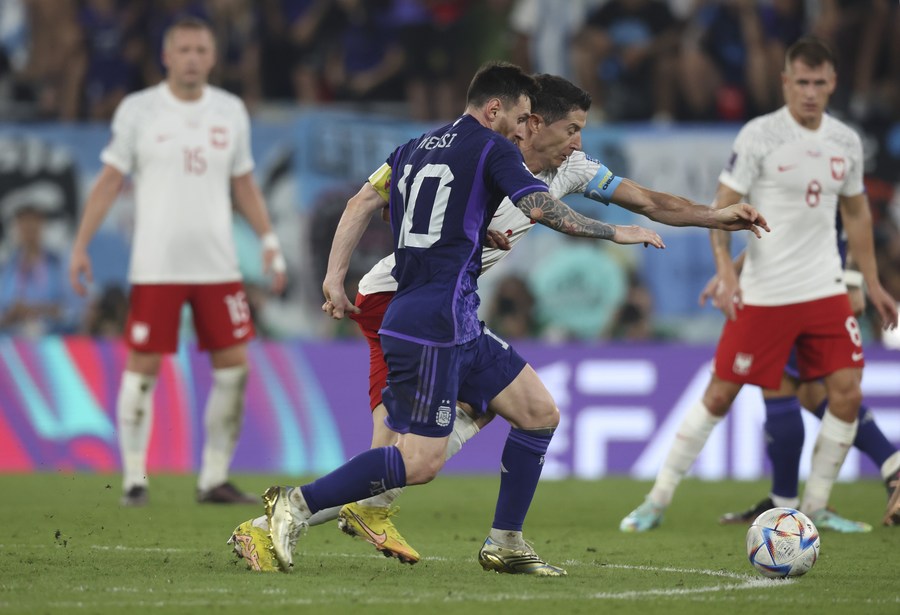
[702,382,737,417]
[404,454,445,485]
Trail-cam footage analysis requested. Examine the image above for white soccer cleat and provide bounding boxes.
[263,486,309,572]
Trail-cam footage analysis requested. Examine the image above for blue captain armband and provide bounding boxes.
[584,164,622,204]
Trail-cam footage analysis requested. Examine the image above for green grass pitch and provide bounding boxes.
[1,473,897,614]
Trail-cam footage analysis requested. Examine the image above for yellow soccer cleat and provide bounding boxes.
[478,537,567,576]
[337,503,420,564]
[227,519,277,572]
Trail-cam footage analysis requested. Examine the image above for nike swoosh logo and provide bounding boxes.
[777,164,797,172]
[156,134,174,142]
[233,325,250,338]
[852,351,864,361]
[350,511,387,546]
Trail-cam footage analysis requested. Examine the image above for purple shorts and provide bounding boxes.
[380,326,526,437]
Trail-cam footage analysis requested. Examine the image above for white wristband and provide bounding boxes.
[261,232,281,252]
[843,269,863,289]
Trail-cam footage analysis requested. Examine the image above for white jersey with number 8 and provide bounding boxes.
[719,106,864,306]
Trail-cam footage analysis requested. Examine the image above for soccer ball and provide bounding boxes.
[746,507,820,579]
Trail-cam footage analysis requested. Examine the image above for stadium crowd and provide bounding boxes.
[0,0,899,342]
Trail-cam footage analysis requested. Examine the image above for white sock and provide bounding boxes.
[771,494,800,509]
[307,506,341,527]
[288,486,312,522]
[801,409,857,514]
[490,528,525,549]
[446,406,480,459]
[649,401,722,506]
[251,515,267,530]
[880,451,900,480]
[358,487,403,508]
[197,366,248,491]
[353,407,481,510]
[117,371,156,491]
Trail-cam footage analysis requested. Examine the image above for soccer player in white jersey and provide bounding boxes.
[620,37,898,534]
[69,17,287,507]
[228,74,769,571]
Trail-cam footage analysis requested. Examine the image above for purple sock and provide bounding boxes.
[492,427,554,532]
[764,396,804,499]
[811,399,894,467]
[299,446,406,514]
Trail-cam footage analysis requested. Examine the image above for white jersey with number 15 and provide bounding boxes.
[101,83,254,284]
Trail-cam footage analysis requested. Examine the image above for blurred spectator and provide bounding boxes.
[258,0,344,103]
[812,0,898,121]
[528,241,627,341]
[395,0,471,122]
[572,0,680,122]
[73,0,145,121]
[81,283,128,337]
[18,0,82,120]
[206,0,262,108]
[509,0,592,80]
[608,270,665,340]
[485,274,535,339]
[463,0,514,71]
[0,199,70,336]
[323,0,405,106]
[678,0,804,122]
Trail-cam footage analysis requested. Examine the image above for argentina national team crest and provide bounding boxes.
[436,404,452,427]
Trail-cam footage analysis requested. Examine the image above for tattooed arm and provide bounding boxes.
[515,191,665,248]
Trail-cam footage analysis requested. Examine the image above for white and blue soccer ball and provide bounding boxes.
[746,507,820,579]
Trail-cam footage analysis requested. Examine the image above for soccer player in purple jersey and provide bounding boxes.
[228,72,771,573]
[253,62,674,576]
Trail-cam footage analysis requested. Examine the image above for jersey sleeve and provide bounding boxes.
[839,131,865,197]
[484,137,548,203]
[367,163,392,201]
[231,101,255,177]
[718,122,761,196]
[100,97,137,174]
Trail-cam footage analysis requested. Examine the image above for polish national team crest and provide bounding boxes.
[733,352,753,376]
[131,322,150,345]
[210,126,228,149]
[830,156,846,180]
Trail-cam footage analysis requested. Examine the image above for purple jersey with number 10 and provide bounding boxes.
[379,114,548,347]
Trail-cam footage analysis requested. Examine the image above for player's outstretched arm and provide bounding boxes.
[515,191,664,248]
[69,164,125,297]
[322,181,387,319]
[232,172,287,294]
[840,193,899,330]
[607,178,769,237]
[707,183,748,320]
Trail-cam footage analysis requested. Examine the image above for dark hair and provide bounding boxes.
[466,61,537,109]
[164,16,214,46]
[785,37,835,71]
[532,74,592,125]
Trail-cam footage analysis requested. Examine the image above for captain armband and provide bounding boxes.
[584,164,623,204]
[367,163,392,202]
